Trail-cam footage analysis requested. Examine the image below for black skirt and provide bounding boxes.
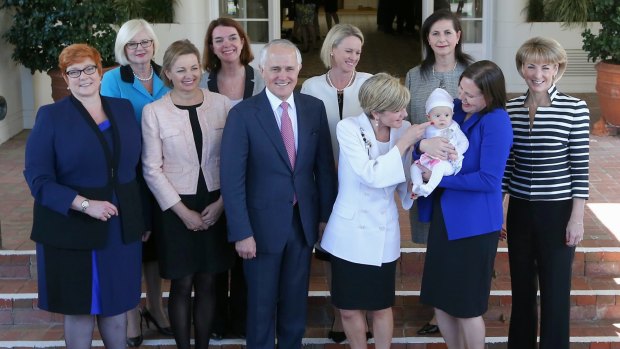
[420,195,499,318]
[330,255,397,311]
[155,175,235,280]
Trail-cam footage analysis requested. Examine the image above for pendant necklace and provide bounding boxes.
[432,62,457,89]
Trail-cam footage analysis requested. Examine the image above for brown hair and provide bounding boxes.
[58,44,103,77]
[459,60,507,116]
[420,9,473,79]
[203,18,254,72]
[161,39,201,88]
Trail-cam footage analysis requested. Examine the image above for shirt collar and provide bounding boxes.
[265,88,296,113]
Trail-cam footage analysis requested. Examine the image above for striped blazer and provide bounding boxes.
[502,85,590,201]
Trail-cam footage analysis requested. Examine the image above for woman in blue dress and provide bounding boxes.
[24,44,143,349]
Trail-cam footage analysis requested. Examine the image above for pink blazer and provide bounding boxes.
[141,89,231,211]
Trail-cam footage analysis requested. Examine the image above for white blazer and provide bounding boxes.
[321,113,414,266]
[300,72,372,160]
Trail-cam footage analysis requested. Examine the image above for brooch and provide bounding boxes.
[360,127,372,155]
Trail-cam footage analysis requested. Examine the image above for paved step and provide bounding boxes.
[0,320,619,348]
[0,273,618,326]
[3,246,620,280]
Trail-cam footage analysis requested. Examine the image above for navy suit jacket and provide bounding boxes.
[220,90,337,253]
[24,95,144,249]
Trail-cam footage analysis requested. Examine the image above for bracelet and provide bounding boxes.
[570,221,583,225]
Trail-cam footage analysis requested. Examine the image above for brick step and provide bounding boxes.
[0,320,618,348]
[3,246,620,280]
[1,274,618,326]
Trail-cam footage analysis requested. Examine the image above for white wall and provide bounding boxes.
[0,8,27,142]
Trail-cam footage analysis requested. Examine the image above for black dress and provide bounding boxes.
[156,103,235,280]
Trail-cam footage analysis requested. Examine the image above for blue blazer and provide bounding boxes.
[220,90,337,253]
[101,63,170,123]
[438,100,513,240]
[24,95,144,249]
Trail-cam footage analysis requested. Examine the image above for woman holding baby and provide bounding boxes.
[416,60,513,349]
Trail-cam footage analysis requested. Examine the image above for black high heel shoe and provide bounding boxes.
[126,311,143,348]
[142,308,174,336]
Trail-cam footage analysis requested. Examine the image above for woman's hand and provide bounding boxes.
[201,197,224,229]
[565,220,584,247]
[171,201,208,231]
[142,230,152,242]
[83,199,118,222]
[500,194,508,241]
[396,121,431,156]
[419,137,457,161]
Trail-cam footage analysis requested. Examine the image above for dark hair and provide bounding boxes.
[420,9,474,79]
[203,18,254,72]
[459,60,507,116]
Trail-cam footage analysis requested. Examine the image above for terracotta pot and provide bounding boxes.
[595,61,620,127]
[47,66,118,102]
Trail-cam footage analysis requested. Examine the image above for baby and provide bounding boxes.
[411,88,469,197]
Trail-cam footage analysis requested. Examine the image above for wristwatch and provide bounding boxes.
[80,199,90,212]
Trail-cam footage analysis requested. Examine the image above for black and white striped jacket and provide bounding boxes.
[502,85,590,201]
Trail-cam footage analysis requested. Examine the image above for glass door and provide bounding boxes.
[218,0,271,43]
[422,0,492,61]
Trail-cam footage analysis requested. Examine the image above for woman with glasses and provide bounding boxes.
[24,43,144,349]
[101,19,172,347]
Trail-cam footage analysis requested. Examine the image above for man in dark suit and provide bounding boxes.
[220,39,337,349]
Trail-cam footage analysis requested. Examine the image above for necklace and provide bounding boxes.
[432,62,457,89]
[132,66,153,82]
[326,69,356,92]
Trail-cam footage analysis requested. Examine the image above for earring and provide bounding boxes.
[374,119,379,127]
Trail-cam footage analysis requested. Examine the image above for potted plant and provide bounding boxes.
[1,0,176,101]
[1,0,117,101]
[581,0,620,134]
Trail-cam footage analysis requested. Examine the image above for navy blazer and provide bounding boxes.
[24,95,144,249]
[438,100,513,240]
[220,90,337,253]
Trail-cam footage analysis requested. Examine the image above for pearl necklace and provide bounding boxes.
[432,62,457,89]
[326,69,356,92]
[132,66,153,82]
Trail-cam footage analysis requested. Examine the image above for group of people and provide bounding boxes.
[24,8,589,349]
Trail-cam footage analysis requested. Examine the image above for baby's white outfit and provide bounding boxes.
[410,122,469,197]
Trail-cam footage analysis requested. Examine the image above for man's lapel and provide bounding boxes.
[255,91,294,171]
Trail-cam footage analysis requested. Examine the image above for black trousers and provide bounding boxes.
[506,197,575,349]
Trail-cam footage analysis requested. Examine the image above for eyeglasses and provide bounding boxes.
[65,65,98,79]
[126,39,153,50]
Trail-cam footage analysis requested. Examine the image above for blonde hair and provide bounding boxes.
[359,73,410,116]
[161,40,201,88]
[114,19,159,66]
[515,36,567,82]
[320,24,364,68]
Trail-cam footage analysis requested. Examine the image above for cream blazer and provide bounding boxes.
[301,72,372,160]
[141,89,231,211]
[321,113,414,266]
